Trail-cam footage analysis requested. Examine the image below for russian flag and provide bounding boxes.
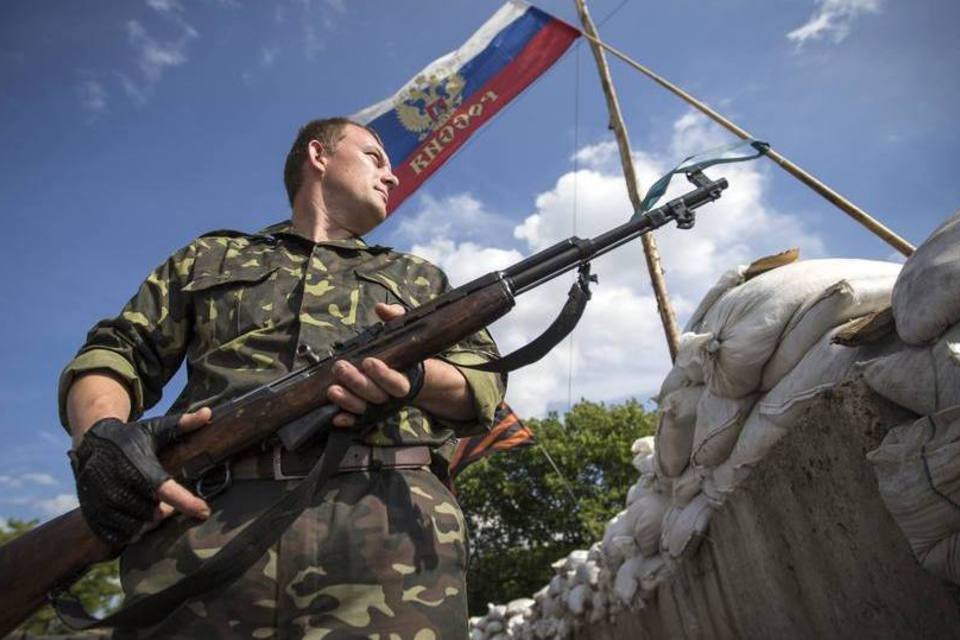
[353,1,580,214]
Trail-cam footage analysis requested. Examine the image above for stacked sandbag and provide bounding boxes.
[663,256,898,523]
[867,405,960,584]
[472,252,905,638]
[677,259,900,398]
[891,210,960,345]
[470,600,536,640]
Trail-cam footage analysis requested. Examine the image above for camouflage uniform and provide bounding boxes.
[59,220,505,639]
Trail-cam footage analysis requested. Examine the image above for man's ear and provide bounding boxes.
[307,139,328,175]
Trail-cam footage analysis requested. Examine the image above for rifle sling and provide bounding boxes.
[53,427,357,631]
[460,264,595,374]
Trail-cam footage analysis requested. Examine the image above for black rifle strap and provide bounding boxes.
[53,427,358,631]
[461,263,596,374]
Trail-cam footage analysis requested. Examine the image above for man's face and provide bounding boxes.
[319,124,398,237]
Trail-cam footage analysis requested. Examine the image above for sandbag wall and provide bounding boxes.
[469,210,960,639]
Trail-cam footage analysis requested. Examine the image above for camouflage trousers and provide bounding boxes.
[114,467,468,639]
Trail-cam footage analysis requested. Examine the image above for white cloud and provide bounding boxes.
[399,112,826,417]
[397,193,517,248]
[787,0,883,46]
[36,493,79,518]
[126,20,193,82]
[260,46,279,68]
[77,77,108,115]
[146,0,183,13]
[0,473,59,488]
[22,473,57,486]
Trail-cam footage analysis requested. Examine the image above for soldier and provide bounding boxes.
[61,117,505,638]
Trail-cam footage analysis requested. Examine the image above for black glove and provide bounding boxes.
[70,414,182,546]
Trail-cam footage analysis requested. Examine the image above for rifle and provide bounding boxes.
[0,170,727,635]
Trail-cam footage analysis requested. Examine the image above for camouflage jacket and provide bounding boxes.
[58,220,505,457]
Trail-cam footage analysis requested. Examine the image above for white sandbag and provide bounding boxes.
[670,466,704,507]
[867,406,960,562]
[661,493,714,558]
[684,266,746,333]
[892,210,960,345]
[470,628,484,640]
[638,555,668,594]
[676,332,711,383]
[506,598,535,618]
[922,533,960,585]
[602,509,640,568]
[703,450,759,503]
[547,574,564,597]
[589,590,608,623]
[761,274,897,390]
[678,259,901,398]
[757,327,869,430]
[631,435,655,457]
[655,385,704,477]
[539,593,562,619]
[861,323,960,416]
[567,583,592,616]
[626,476,656,507]
[691,390,758,468]
[631,491,669,556]
[574,559,600,586]
[484,620,504,634]
[716,327,865,487]
[656,363,695,403]
[614,555,645,605]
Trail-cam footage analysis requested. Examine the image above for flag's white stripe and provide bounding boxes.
[353,0,530,124]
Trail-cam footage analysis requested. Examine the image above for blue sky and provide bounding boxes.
[1,0,957,522]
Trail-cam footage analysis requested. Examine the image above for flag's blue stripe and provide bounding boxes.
[370,7,551,165]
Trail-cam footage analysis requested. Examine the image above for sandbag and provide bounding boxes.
[670,466,704,507]
[691,390,758,468]
[861,322,960,416]
[613,555,645,605]
[714,328,866,482]
[602,509,640,568]
[677,259,901,398]
[655,385,703,477]
[892,210,960,345]
[661,493,713,558]
[631,490,669,556]
[760,273,897,390]
[684,266,746,333]
[656,363,696,402]
[867,406,960,570]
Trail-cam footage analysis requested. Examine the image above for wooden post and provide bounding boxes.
[577,31,916,257]
[574,0,682,361]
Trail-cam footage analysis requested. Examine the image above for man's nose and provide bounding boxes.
[382,170,399,191]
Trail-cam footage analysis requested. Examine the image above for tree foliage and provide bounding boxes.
[456,399,656,616]
[0,518,121,636]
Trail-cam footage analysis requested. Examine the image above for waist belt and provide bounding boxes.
[231,444,432,480]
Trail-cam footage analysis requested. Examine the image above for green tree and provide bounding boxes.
[456,399,656,615]
[0,518,121,636]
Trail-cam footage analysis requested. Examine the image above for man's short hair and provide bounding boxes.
[283,117,384,207]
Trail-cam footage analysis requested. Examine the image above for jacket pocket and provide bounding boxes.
[184,265,280,349]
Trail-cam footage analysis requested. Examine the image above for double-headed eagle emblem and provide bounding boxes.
[396,72,466,140]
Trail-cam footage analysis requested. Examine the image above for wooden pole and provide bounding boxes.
[577,31,916,257]
[574,0,682,361]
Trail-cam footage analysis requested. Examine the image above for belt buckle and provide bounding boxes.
[272,445,301,480]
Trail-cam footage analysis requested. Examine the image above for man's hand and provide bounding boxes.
[71,408,213,546]
[327,303,417,427]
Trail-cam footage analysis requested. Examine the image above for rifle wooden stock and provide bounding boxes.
[0,172,728,634]
[0,509,114,635]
